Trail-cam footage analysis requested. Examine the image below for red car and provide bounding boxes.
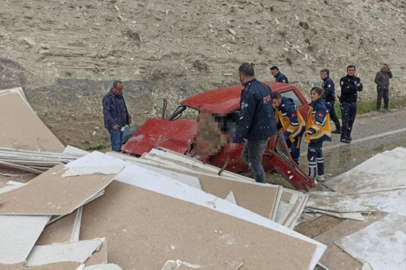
[123,82,314,191]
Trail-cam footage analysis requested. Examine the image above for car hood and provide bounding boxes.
[122,119,197,155]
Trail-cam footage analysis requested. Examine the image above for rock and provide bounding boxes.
[40,43,49,49]
[228,28,237,36]
[20,37,36,47]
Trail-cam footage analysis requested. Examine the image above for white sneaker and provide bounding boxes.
[317,175,325,182]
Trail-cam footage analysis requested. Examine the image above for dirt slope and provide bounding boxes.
[0,0,405,147]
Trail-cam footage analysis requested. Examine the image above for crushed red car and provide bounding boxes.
[122,82,315,191]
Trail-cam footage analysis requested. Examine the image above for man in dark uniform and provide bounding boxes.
[339,65,363,144]
[270,66,289,83]
[320,69,341,133]
[102,80,132,152]
[230,63,276,183]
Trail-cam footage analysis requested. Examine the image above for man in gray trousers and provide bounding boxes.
[375,64,393,112]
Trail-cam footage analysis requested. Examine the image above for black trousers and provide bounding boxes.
[340,101,357,139]
[327,101,341,130]
[377,87,389,110]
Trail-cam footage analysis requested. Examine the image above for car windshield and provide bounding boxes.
[280,90,303,107]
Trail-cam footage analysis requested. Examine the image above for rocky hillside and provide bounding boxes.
[1,0,405,147]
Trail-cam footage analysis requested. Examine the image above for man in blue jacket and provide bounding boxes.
[270,66,289,83]
[230,63,276,183]
[102,80,132,152]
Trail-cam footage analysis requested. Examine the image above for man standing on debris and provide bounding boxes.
[272,92,305,165]
[374,64,393,112]
[102,80,131,152]
[230,63,276,183]
[339,65,363,144]
[270,66,289,83]
[320,69,341,133]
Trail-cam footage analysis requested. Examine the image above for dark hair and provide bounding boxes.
[311,86,324,96]
[272,92,281,99]
[113,80,123,88]
[320,68,330,76]
[347,65,356,70]
[270,66,279,71]
[238,63,255,77]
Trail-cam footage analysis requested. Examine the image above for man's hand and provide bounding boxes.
[112,124,119,131]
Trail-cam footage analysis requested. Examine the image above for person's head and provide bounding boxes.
[346,65,356,76]
[238,63,255,86]
[382,64,390,72]
[310,87,324,102]
[320,68,329,80]
[272,92,282,108]
[270,66,279,77]
[112,80,124,94]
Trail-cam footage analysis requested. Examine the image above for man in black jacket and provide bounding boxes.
[375,64,393,111]
[339,65,363,144]
[270,66,289,83]
[320,69,341,133]
[102,80,131,152]
[231,63,276,183]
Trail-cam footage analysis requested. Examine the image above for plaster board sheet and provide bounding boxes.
[75,152,326,269]
[142,166,202,190]
[149,148,250,181]
[198,175,281,219]
[0,165,114,216]
[284,196,305,229]
[109,151,251,184]
[309,189,406,217]
[0,183,22,195]
[0,215,51,264]
[63,145,89,156]
[335,213,406,269]
[83,264,122,270]
[0,91,64,152]
[81,181,319,270]
[327,148,406,194]
[62,165,124,177]
[278,189,308,227]
[0,262,82,269]
[275,201,292,224]
[71,207,82,242]
[37,210,77,245]
[0,160,43,174]
[47,190,104,225]
[307,191,374,213]
[314,212,387,270]
[305,209,365,221]
[225,191,237,205]
[25,238,104,267]
[84,240,108,266]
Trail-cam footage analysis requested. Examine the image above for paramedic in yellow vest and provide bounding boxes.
[305,87,332,182]
[272,92,305,164]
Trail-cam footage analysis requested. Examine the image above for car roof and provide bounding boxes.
[181,81,297,114]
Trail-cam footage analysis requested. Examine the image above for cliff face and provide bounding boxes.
[1,0,405,147]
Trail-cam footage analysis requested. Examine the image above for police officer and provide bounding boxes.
[320,69,341,133]
[272,92,305,165]
[270,66,289,83]
[230,63,276,183]
[339,65,363,144]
